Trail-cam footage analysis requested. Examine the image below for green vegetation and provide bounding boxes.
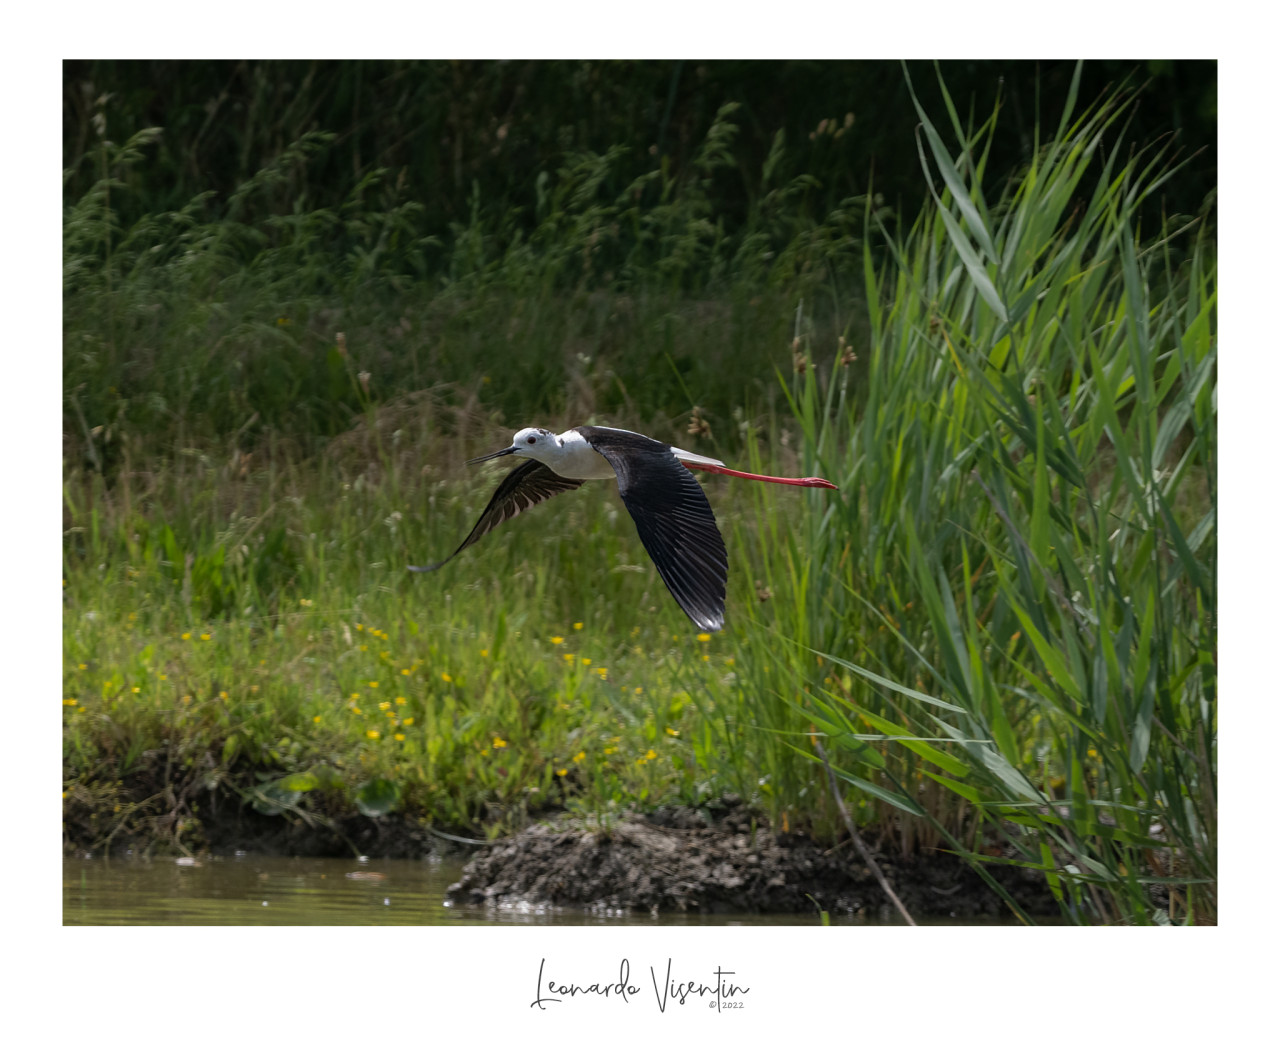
[63,62,1215,925]
[734,69,1216,925]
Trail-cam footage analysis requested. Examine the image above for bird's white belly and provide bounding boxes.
[549,431,620,480]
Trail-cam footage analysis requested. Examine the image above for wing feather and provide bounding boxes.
[576,426,728,631]
[409,460,584,573]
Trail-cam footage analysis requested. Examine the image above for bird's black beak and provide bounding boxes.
[466,445,517,465]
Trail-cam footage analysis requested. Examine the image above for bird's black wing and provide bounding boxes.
[409,459,584,573]
[576,426,728,631]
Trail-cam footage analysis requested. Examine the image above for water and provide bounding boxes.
[63,854,852,926]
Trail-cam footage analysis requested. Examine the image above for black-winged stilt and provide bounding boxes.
[410,425,836,631]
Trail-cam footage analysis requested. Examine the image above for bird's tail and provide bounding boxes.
[670,446,726,468]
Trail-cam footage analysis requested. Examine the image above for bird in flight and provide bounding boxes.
[411,425,836,631]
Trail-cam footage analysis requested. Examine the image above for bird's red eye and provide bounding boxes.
[526,436,536,444]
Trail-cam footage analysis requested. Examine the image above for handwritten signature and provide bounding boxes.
[531,958,749,1012]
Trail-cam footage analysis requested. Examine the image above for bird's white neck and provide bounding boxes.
[529,429,618,480]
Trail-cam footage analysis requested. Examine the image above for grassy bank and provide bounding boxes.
[63,66,1215,924]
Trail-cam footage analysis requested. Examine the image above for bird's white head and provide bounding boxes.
[467,427,559,466]
[511,427,558,456]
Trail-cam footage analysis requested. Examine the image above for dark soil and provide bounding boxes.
[64,781,1057,920]
[445,797,1059,921]
[62,780,458,861]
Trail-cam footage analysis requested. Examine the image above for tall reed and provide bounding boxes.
[731,63,1216,924]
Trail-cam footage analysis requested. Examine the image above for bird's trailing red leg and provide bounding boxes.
[682,461,837,489]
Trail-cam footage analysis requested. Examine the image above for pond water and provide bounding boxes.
[63,854,866,926]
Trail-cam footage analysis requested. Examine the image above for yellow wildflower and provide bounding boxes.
[556,768,568,777]
[550,636,564,645]
[369,681,379,688]
[181,632,191,641]
[645,748,658,761]
[696,633,712,643]
[401,668,411,675]
[596,667,608,679]
[573,622,584,631]
[378,701,390,711]
[573,751,586,763]
[581,658,591,666]
[366,730,380,740]
[403,718,414,726]
[395,696,407,706]
[493,737,508,749]
[666,727,680,737]
[441,672,453,683]
[479,649,489,658]
[395,733,406,742]
[313,715,322,724]
[299,598,313,607]
[131,686,141,694]
[200,633,211,641]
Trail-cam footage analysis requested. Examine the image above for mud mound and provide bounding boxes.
[446,801,1057,920]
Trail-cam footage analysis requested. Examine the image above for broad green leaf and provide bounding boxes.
[279,771,320,792]
[354,777,401,817]
[250,781,300,817]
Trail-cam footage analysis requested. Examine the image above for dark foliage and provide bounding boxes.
[64,59,1215,236]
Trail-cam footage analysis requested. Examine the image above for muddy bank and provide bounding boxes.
[64,784,1055,920]
[446,798,1058,920]
[61,781,466,862]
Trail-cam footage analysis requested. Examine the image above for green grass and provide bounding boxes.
[62,430,759,841]
[63,64,1215,925]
